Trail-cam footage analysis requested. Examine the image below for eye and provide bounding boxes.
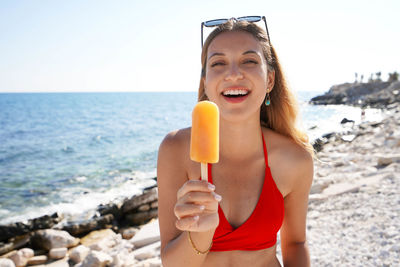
[243,59,258,64]
[210,61,226,67]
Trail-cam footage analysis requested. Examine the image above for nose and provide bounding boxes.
[225,64,243,81]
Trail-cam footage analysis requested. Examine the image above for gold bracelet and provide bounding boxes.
[187,231,213,255]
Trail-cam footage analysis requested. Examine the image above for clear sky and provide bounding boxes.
[0,0,399,93]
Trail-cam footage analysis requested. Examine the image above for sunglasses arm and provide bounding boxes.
[201,23,204,48]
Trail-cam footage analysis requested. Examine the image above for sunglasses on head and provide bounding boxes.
[201,16,271,48]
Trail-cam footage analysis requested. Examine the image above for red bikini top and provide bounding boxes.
[207,133,284,251]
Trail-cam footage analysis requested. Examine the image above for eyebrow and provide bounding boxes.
[208,50,259,60]
[243,50,258,55]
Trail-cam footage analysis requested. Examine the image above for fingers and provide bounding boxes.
[179,191,222,205]
[174,203,205,219]
[174,180,221,232]
[177,180,215,200]
[175,215,199,231]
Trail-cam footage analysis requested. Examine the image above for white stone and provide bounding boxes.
[130,219,160,248]
[110,251,135,267]
[44,258,69,267]
[389,244,400,252]
[27,255,47,266]
[0,258,16,267]
[135,257,162,267]
[69,245,90,263]
[132,241,161,261]
[18,248,34,259]
[322,183,360,196]
[80,250,113,267]
[7,250,27,267]
[377,154,400,166]
[34,229,79,250]
[49,247,68,259]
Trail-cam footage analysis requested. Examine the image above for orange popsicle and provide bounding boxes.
[190,101,219,181]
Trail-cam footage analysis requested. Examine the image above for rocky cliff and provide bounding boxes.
[310,81,400,108]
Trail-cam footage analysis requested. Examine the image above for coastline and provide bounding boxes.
[1,84,400,266]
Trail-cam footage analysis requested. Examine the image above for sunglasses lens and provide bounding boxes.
[204,19,228,27]
[238,16,261,22]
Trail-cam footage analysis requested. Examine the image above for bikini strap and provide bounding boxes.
[261,131,269,167]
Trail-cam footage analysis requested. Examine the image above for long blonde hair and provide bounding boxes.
[198,19,314,156]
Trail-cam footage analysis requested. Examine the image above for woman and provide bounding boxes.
[157,17,314,267]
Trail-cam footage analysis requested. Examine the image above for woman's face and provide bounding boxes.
[204,30,274,123]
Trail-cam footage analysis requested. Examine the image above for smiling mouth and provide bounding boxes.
[222,89,250,98]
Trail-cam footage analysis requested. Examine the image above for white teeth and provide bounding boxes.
[223,89,249,96]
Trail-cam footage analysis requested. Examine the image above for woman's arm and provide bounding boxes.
[280,149,314,267]
[157,130,220,267]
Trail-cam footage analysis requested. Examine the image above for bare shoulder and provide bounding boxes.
[262,127,313,196]
[159,127,191,155]
[157,127,192,183]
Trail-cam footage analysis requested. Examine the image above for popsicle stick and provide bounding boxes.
[200,162,208,181]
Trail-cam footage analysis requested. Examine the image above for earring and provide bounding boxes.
[265,91,271,106]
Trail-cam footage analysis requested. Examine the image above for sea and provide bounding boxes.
[0,92,384,225]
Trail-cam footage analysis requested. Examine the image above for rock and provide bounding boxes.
[309,81,399,108]
[310,183,328,194]
[80,250,112,267]
[322,183,360,197]
[138,204,151,212]
[109,249,135,267]
[312,138,326,152]
[0,235,31,256]
[389,244,400,252]
[125,210,158,226]
[122,188,158,213]
[26,255,47,265]
[132,241,161,261]
[341,134,356,142]
[18,248,33,259]
[7,250,28,267]
[377,154,400,166]
[49,247,67,259]
[0,225,30,244]
[135,257,162,267]
[80,229,117,250]
[120,227,139,240]
[31,229,79,250]
[0,258,15,267]
[62,214,114,236]
[68,245,90,263]
[42,258,69,267]
[0,243,14,257]
[150,201,158,209]
[97,202,123,220]
[340,118,355,124]
[0,213,60,242]
[130,220,160,249]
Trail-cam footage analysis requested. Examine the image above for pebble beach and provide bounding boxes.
[1,86,400,266]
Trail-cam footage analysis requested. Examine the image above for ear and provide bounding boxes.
[267,70,275,92]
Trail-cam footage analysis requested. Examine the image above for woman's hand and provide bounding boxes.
[174,179,222,232]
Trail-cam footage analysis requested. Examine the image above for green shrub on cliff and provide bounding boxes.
[388,72,399,82]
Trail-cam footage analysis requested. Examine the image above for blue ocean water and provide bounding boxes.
[0,92,383,224]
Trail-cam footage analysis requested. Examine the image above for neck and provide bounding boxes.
[219,116,263,162]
